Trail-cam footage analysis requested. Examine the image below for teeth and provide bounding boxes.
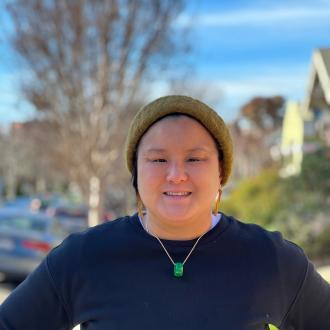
[165,192,190,196]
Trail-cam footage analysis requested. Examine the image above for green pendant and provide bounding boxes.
[174,262,184,277]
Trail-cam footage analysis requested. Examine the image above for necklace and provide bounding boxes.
[144,218,208,278]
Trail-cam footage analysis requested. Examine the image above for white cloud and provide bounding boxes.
[177,6,330,28]
[209,72,308,120]
[220,76,305,97]
[143,70,308,122]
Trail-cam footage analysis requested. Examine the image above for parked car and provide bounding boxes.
[2,193,65,213]
[46,201,116,223]
[46,203,88,221]
[1,196,36,211]
[54,215,87,234]
[0,210,84,281]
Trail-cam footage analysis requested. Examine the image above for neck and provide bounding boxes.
[143,212,212,240]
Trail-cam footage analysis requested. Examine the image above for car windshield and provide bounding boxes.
[0,216,48,233]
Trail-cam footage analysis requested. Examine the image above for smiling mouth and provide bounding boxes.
[164,192,192,196]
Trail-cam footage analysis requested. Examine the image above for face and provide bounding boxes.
[137,115,222,227]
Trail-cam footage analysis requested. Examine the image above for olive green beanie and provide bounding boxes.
[125,95,233,186]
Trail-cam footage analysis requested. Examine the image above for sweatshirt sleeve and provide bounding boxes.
[0,253,73,330]
[280,255,330,329]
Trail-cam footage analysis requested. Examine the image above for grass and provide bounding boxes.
[268,266,330,330]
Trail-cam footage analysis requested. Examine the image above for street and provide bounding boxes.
[0,280,14,304]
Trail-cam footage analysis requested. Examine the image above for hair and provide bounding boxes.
[131,113,224,195]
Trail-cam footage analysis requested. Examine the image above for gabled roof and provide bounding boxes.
[303,48,330,114]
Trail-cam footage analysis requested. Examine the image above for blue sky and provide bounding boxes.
[1,0,330,126]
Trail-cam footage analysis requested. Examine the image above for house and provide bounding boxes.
[279,48,330,177]
[279,101,304,177]
[302,48,330,146]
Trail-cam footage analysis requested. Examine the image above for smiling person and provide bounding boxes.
[0,95,329,330]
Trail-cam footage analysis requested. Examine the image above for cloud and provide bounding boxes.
[208,72,308,120]
[143,69,308,122]
[177,6,330,28]
[216,72,307,108]
[220,76,305,97]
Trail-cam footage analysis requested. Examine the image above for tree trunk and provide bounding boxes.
[36,177,47,194]
[88,176,101,227]
[6,170,17,200]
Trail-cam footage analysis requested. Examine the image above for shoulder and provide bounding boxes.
[222,213,308,276]
[224,214,305,254]
[222,214,311,322]
[53,214,130,247]
[47,215,135,275]
[76,214,133,244]
[43,214,138,306]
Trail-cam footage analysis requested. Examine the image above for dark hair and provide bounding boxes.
[131,113,224,194]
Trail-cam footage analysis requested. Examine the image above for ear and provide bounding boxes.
[218,161,223,184]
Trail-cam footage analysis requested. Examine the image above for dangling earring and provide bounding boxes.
[137,194,145,219]
[213,186,223,216]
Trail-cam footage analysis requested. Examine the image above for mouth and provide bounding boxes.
[163,192,192,196]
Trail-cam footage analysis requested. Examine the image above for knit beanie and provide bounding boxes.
[125,95,233,186]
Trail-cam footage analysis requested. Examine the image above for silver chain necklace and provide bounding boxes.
[144,217,208,278]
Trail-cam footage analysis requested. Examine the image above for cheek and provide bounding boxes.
[137,163,163,193]
[190,163,219,180]
[191,165,221,195]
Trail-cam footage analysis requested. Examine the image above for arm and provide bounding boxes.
[0,253,73,330]
[280,259,330,329]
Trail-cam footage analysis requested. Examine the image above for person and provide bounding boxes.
[0,95,329,330]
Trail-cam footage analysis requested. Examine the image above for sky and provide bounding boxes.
[1,0,330,126]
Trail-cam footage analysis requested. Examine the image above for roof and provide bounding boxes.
[303,48,330,114]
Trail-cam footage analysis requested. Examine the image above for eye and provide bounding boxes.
[187,158,201,162]
[151,159,167,163]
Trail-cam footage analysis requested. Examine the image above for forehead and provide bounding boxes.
[138,115,218,150]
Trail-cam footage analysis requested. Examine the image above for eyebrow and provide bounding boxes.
[143,148,166,153]
[143,147,212,153]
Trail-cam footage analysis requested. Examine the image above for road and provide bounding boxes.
[0,281,15,303]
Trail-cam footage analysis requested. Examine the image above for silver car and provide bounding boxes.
[0,210,80,281]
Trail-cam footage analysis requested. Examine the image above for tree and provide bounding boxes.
[240,96,285,131]
[221,168,283,227]
[221,147,330,261]
[6,0,187,226]
[0,128,25,200]
[230,95,285,179]
[0,122,67,200]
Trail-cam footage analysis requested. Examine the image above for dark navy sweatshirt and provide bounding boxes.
[0,213,329,329]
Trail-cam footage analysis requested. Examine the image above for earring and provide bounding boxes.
[137,195,145,219]
[212,187,223,216]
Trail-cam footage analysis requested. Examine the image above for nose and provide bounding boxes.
[166,161,188,183]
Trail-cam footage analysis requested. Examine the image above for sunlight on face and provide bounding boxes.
[137,115,222,227]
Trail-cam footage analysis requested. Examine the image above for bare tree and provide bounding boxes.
[230,122,274,179]
[0,129,24,200]
[0,122,67,200]
[230,96,285,179]
[6,0,187,225]
[169,79,224,108]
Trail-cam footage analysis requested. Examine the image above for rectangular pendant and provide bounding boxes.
[174,262,183,277]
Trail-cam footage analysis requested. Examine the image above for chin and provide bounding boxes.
[159,209,195,223]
